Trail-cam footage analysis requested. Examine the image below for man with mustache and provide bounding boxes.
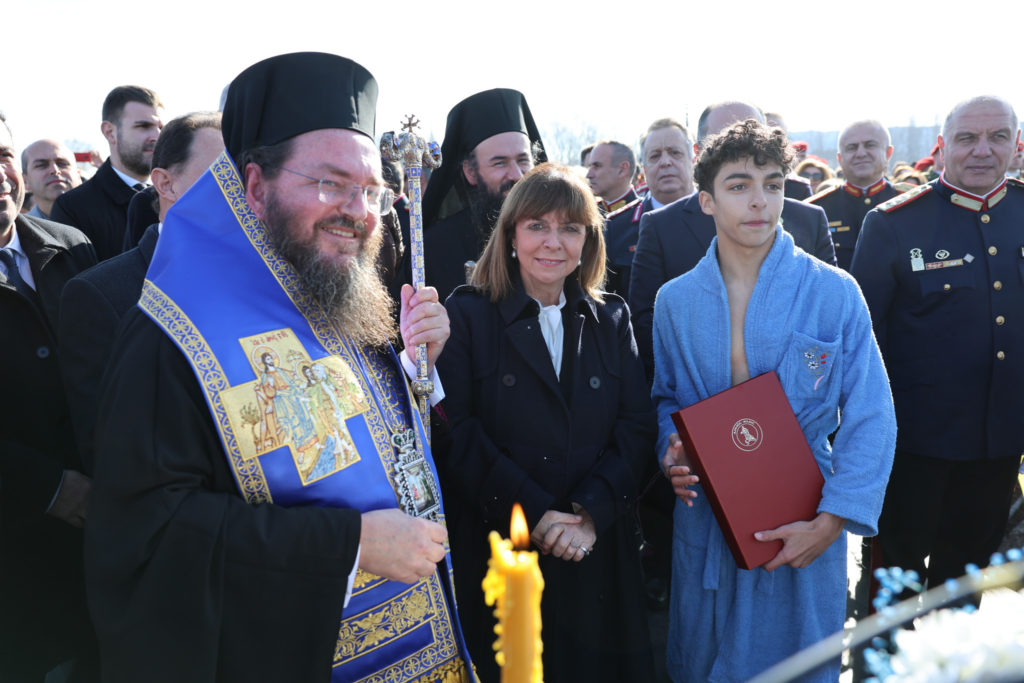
[21,139,82,219]
[84,53,472,682]
[422,88,546,303]
[51,86,164,260]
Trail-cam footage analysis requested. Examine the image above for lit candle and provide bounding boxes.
[483,503,544,683]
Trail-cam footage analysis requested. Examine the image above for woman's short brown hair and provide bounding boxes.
[471,162,606,303]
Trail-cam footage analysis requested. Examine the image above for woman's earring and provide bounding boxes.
[578,259,582,266]
[512,248,517,259]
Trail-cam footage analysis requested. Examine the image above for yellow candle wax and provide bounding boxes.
[483,504,544,683]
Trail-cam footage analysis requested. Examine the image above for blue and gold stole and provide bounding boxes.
[140,152,473,683]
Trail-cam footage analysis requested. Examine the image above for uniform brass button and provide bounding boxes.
[502,374,516,387]
[997,350,1006,360]
[996,315,1005,325]
[36,346,50,359]
[943,283,951,291]
[994,280,1003,291]
[589,376,601,389]
[981,214,991,223]
[988,246,997,255]
[864,198,871,205]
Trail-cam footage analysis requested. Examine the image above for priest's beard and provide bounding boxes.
[466,180,514,243]
[264,193,397,348]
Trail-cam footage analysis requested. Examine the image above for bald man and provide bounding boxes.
[808,120,900,270]
[852,95,1024,593]
[21,139,81,219]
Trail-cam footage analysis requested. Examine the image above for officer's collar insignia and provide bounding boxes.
[942,176,1007,212]
[950,193,984,211]
[844,178,887,198]
[601,187,638,215]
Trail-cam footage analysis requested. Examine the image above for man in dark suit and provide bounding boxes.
[629,101,836,381]
[0,113,98,682]
[603,124,696,301]
[60,111,223,472]
[616,118,702,612]
[51,85,164,261]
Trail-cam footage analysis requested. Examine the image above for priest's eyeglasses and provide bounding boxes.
[265,165,395,216]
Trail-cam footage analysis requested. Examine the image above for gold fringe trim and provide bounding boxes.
[411,657,475,683]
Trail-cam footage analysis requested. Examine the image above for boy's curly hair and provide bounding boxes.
[694,119,793,194]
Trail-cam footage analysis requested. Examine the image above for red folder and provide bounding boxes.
[670,371,824,570]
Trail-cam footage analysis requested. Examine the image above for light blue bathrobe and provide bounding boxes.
[652,226,896,682]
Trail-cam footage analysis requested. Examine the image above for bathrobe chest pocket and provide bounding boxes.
[780,330,841,401]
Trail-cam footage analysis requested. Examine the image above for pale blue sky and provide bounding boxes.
[7,0,1022,161]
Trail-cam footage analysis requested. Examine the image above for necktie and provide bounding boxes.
[0,248,35,300]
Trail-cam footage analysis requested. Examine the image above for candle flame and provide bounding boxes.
[510,503,529,549]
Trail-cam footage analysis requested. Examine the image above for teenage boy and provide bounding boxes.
[652,119,896,682]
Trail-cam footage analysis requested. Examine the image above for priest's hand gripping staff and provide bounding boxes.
[380,118,441,439]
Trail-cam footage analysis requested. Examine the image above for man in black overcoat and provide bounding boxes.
[0,113,99,682]
[50,85,164,260]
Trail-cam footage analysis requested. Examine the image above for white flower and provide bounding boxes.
[885,588,1024,682]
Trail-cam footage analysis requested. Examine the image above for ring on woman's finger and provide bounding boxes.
[579,546,590,556]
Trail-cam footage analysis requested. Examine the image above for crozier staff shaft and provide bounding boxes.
[380,118,442,437]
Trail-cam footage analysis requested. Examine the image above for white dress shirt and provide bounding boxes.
[533,290,567,378]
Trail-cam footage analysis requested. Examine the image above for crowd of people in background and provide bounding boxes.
[2,52,1022,683]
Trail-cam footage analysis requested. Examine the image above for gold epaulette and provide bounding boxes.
[879,183,932,213]
[606,196,642,220]
[807,184,841,204]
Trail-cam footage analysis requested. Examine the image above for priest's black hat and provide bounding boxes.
[422,88,546,227]
[222,52,378,167]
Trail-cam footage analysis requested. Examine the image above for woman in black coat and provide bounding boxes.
[435,163,656,682]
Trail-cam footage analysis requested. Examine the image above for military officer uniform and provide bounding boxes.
[603,193,650,300]
[599,186,639,217]
[851,176,1024,589]
[808,178,901,270]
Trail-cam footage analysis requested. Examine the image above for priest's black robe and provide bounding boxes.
[423,208,486,304]
[85,309,362,683]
